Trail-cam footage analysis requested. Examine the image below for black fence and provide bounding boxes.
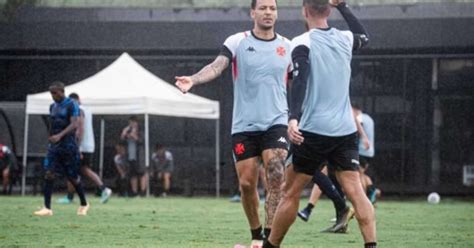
[1,55,473,196]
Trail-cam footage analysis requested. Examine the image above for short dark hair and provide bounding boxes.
[69,92,79,100]
[155,143,164,150]
[352,102,362,111]
[303,0,330,16]
[251,0,277,9]
[115,142,127,149]
[49,81,65,92]
[129,116,138,122]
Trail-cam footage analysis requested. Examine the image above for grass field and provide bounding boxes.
[0,195,473,247]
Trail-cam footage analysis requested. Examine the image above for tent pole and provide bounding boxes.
[215,118,220,198]
[99,118,105,179]
[21,113,30,196]
[145,114,150,197]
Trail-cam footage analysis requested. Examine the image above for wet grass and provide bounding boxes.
[0,196,473,247]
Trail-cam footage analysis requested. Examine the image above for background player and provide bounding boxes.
[34,82,89,216]
[57,93,112,204]
[0,144,17,195]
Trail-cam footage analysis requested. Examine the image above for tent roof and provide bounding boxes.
[25,53,219,119]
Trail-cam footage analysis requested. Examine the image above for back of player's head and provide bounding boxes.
[303,0,330,16]
[251,0,278,9]
[128,116,138,122]
[49,81,65,92]
[69,92,80,101]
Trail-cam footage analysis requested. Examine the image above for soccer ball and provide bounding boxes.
[427,192,440,204]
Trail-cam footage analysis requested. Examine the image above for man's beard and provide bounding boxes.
[54,96,64,103]
[258,22,274,31]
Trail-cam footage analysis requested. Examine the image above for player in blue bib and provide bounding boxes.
[34,81,90,216]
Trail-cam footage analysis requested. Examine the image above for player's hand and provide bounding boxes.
[288,119,304,145]
[362,137,370,150]
[329,0,343,7]
[49,134,61,143]
[175,76,194,94]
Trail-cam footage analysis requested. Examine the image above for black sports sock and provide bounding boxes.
[365,242,377,248]
[328,172,345,199]
[263,240,279,248]
[99,185,106,192]
[251,226,264,240]
[313,170,346,212]
[263,228,271,239]
[70,181,87,206]
[367,185,377,204]
[44,180,54,209]
[307,203,315,211]
[67,192,74,200]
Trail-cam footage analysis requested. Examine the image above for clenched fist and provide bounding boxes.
[329,0,344,7]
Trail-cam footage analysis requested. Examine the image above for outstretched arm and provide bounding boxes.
[331,0,369,50]
[175,55,230,93]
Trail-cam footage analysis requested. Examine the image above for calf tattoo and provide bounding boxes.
[265,148,287,227]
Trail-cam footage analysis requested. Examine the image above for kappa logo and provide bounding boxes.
[246,46,256,52]
[277,137,288,144]
[293,62,300,77]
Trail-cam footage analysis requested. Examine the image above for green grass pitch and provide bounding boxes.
[0,196,473,247]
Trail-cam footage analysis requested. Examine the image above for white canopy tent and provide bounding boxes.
[22,53,221,196]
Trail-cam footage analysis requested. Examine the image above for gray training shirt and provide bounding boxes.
[221,31,292,134]
[290,28,357,137]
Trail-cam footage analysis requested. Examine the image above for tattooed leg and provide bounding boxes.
[262,148,287,228]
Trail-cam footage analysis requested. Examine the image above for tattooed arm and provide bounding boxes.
[174,55,230,93]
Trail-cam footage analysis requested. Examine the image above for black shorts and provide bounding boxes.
[44,143,80,179]
[80,152,94,167]
[359,156,372,169]
[290,131,359,176]
[129,160,146,176]
[232,125,289,162]
[0,162,9,172]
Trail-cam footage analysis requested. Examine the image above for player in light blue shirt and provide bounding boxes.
[359,113,375,158]
[265,1,376,248]
[354,106,380,204]
[175,0,292,246]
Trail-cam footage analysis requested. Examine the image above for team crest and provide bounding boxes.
[234,143,245,155]
[276,46,286,57]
